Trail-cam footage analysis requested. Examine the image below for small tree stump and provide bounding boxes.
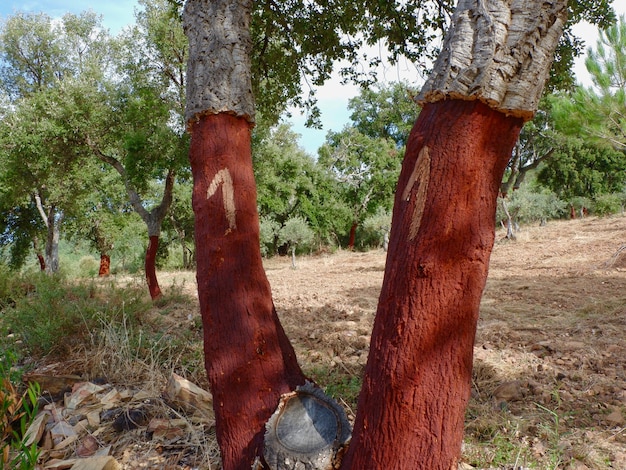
[263,382,351,469]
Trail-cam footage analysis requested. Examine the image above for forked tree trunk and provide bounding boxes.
[184,1,306,467]
[91,149,175,301]
[342,1,567,468]
[98,253,111,277]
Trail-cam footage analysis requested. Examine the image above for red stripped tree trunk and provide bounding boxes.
[189,113,305,469]
[342,100,524,469]
[98,254,111,277]
[347,221,358,250]
[36,253,45,271]
[145,236,162,299]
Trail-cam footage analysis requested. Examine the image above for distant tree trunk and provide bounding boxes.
[501,140,521,197]
[36,253,46,271]
[343,1,567,468]
[347,221,358,249]
[34,192,62,274]
[33,238,45,271]
[93,148,174,300]
[98,253,111,277]
[501,197,516,240]
[145,236,161,298]
[184,1,306,467]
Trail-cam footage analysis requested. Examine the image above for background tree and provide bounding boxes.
[63,170,132,277]
[277,216,315,268]
[0,197,46,270]
[0,11,109,273]
[92,2,189,298]
[551,15,626,149]
[501,101,557,197]
[318,127,400,249]
[253,123,351,253]
[537,138,626,204]
[347,81,421,149]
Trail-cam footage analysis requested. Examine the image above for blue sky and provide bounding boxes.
[1,1,623,155]
[0,1,139,34]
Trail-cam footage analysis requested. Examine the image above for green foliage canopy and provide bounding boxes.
[318,127,401,229]
[347,82,420,149]
[551,15,626,149]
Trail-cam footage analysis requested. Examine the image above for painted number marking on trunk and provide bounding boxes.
[401,146,431,240]
[207,168,237,232]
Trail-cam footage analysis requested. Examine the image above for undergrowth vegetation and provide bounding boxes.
[0,352,40,469]
[0,272,206,389]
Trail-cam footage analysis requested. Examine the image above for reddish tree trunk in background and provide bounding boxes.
[98,254,111,277]
[145,236,162,299]
[34,239,46,271]
[347,221,358,249]
[36,253,45,271]
[189,113,305,469]
[342,100,524,469]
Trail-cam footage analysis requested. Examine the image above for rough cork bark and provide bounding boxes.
[418,0,568,121]
[343,1,566,468]
[183,0,255,124]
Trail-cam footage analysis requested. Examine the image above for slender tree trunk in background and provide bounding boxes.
[184,1,305,468]
[45,218,60,274]
[33,238,45,271]
[145,236,161,298]
[570,205,577,219]
[347,221,358,250]
[36,253,46,271]
[98,253,111,277]
[34,193,62,274]
[343,1,567,468]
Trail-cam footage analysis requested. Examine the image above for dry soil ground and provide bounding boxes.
[263,215,626,469]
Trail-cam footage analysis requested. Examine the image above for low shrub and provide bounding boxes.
[592,193,622,216]
[2,275,150,358]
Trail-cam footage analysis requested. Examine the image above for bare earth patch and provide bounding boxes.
[265,215,626,469]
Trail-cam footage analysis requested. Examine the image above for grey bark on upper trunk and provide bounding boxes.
[183,0,255,124]
[418,0,568,121]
